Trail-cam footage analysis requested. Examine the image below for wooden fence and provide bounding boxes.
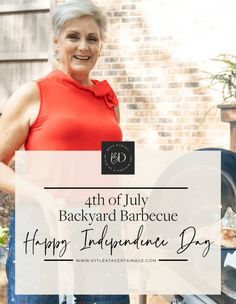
[0,0,54,112]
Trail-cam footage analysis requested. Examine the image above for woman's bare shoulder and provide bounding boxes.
[2,81,40,123]
[6,81,39,107]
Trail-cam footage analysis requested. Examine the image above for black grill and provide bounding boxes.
[174,148,236,304]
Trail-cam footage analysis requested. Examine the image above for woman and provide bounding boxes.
[0,0,130,303]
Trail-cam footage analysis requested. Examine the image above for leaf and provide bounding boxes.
[205,54,236,101]
[0,226,9,246]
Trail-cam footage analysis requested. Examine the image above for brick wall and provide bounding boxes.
[55,0,236,151]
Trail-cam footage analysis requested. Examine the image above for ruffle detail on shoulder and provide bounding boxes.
[91,80,118,109]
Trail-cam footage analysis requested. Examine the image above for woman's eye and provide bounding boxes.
[88,37,98,42]
[67,35,79,40]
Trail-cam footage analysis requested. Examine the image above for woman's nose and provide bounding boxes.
[78,39,89,50]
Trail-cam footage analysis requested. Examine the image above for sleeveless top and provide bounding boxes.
[24,70,122,151]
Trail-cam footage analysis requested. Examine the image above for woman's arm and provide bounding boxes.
[0,82,40,194]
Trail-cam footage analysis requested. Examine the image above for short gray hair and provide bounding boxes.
[52,0,107,40]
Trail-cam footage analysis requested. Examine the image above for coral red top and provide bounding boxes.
[25,70,122,151]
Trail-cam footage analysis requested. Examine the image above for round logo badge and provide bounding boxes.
[102,142,135,174]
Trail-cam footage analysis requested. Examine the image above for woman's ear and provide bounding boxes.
[53,37,60,61]
[53,36,58,46]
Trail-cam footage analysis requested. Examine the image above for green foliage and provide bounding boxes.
[207,54,236,102]
[0,226,9,246]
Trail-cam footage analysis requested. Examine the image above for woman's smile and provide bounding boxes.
[73,55,90,60]
[72,54,91,64]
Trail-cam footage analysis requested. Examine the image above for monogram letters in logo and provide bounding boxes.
[110,152,126,165]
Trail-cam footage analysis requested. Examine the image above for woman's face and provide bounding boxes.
[54,16,102,85]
